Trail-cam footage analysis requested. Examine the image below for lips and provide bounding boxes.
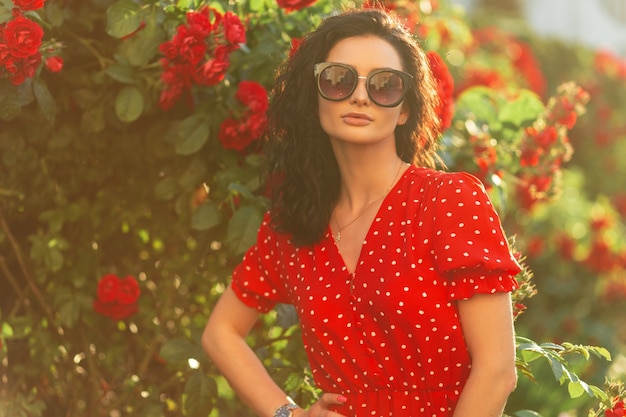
[342,112,373,121]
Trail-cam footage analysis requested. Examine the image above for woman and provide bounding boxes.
[203,7,521,417]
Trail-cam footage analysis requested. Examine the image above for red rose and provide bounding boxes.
[93,300,138,321]
[159,39,179,60]
[427,51,454,132]
[235,81,268,113]
[97,274,120,303]
[276,0,317,11]
[93,274,141,320]
[173,25,207,65]
[222,12,246,46]
[13,0,45,11]
[0,42,14,67]
[289,37,302,58]
[194,46,229,86]
[245,112,268,139]
[187,6,219,36]
[118,276,141,305]
[218,118,247,150]
[45,55,63,72]
[4,17,44,58]
[606,400,625,417]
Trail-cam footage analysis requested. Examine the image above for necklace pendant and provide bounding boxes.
[334,231,341,243]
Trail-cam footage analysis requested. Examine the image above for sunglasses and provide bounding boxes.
[314,62,413,108]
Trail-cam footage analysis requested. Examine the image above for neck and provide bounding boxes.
[335,152,405,211]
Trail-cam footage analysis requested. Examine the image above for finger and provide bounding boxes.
[318,392,348,407]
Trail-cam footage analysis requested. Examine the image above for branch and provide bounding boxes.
[0,208,54,320]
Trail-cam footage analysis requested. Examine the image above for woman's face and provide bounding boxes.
[317,35,409,149]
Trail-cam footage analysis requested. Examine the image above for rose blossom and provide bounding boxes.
[276,0,317,11]
[427,51,454,132]
[194,45,229,86]
[222,12,246,46]
[4,16,44,58]
[235,80,268,113]
[97,274,121,303]
[93,274,141,320]
[12,0,45,11]
[117,276,141,305]
[173,25,207,65]
[45,55,63,72]
[186,7,214,36]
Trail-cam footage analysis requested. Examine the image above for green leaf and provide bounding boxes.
[191,203,223,231]
[499,89,545,127]
[179,157,208,189]
[539,342,565,351]
[517,341,545,362]
[154,177,178,200]
[45,2,65,27]
[117,25,164,67]
[227,182,255,200]
[547,354,565,382]
[175,114,210,155]
[567,380,585,398]
[0,4,11,24]
[589,384,610,402]
[46,249,65,272]
[115,86,144,123]
[589,346,612,361]
[105,63,137,84]
[106,0,143,38]
[159,339,206,363]
[58,300,80,328]
[32,78,56,124]
[177,0,201,9]
[184,372,216,417]
[1,322,13,338]
[227,206,263,255]
[455,86,500,128]
[249,0,266,12]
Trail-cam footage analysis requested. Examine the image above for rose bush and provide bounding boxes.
[0,0,624,416]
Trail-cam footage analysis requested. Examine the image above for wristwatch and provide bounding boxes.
[273,396,300,417]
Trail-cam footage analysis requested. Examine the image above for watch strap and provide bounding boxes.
[273,396,300,417]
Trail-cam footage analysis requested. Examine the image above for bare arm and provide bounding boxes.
[202,285,346,417]
[452,292,518,417]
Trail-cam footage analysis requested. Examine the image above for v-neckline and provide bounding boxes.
[327,165,412,276]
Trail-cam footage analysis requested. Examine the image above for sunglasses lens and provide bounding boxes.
[368,71,406,106]
[318,65,356,100]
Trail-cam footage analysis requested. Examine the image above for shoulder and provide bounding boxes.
[405,166,486,195]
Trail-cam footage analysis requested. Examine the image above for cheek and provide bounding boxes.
[318,97,334,133]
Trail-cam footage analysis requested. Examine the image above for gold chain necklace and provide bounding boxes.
[333,159,403,243]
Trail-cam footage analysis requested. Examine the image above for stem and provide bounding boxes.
[0,208,54,320]
[80,328,102,410]
[63,29,112,70]
[0,255,27,309]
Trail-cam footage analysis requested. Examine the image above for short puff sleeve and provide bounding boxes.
[230,213,289,313]
[430,172,521,300]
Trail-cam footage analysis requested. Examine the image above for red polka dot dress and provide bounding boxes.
[231,166,521,417]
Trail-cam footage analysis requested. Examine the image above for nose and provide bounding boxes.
[349,76,370,105]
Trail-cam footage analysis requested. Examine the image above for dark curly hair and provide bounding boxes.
[263,7,441,246]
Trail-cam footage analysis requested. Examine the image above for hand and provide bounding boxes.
[293,393,348,417]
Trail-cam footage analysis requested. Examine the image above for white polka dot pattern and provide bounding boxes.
[230,166,521,417]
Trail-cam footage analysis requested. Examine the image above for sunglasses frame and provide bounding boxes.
[314,62,414,108]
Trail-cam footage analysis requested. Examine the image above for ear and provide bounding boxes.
[397,105,410,126]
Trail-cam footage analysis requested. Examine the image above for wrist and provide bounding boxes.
[272,396,301,417]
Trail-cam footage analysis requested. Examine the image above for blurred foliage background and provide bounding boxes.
[0,0,625,416]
